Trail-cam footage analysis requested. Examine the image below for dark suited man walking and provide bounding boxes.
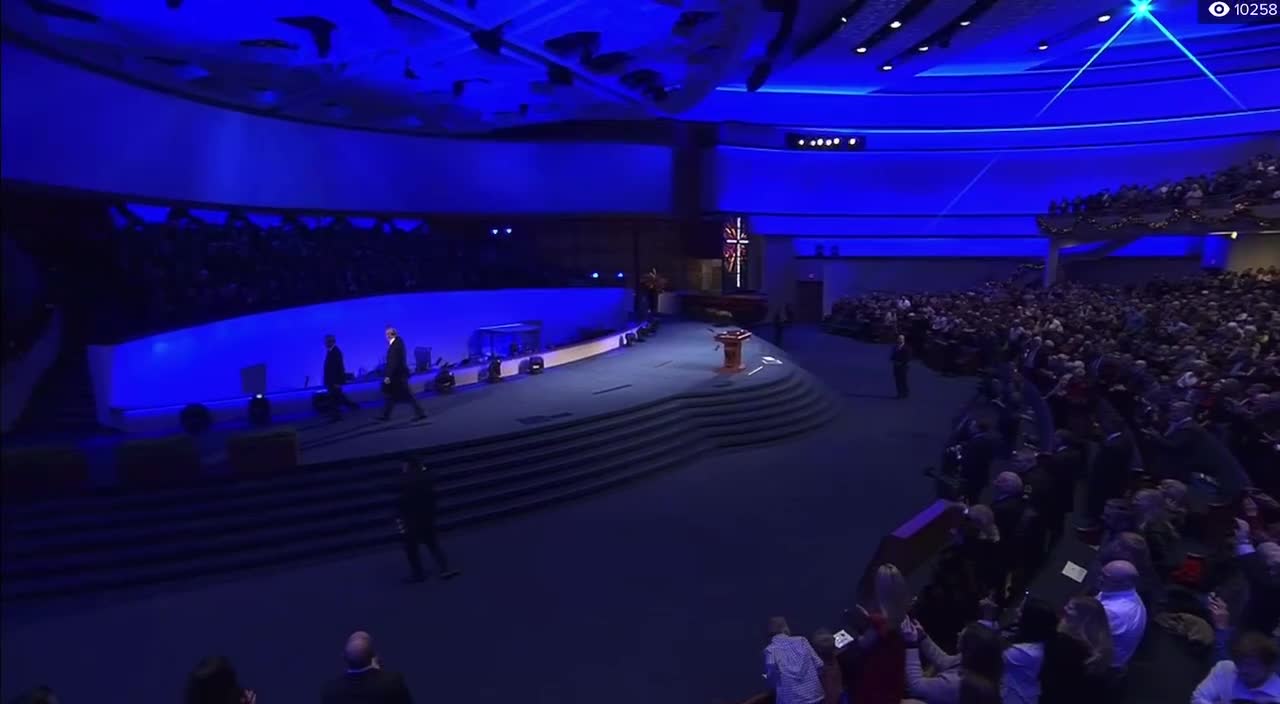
[323,335,361,420]
[397,457,460,583]
[379,327,425,421]
[890,334,911,399]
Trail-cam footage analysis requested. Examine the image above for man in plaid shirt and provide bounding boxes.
[763,617,825,704]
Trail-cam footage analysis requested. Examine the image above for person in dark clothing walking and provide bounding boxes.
[890,335,911,398]
[323,335,361,419]
[396,458,460,583]
[379,327,425,421]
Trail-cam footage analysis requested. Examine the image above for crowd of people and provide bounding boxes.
[1047,154,1280,216]
[772,268,1280,703]
[99,217,581,339]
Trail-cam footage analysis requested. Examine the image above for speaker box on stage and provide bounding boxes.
[227,429,299,476]
[1,446,91,502]
[116,435,202,486]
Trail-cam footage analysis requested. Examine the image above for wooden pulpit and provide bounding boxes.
[714,329,752,372]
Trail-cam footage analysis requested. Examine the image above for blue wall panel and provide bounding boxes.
[691,69,1280,129]
[794,238,1049,258]
[751,214,1038,237]
[719,113,1280,151]
[87,288,629,412]
[713,136,1278,229]
[0,44,673,214]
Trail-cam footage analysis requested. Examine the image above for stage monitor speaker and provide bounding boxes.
[248,394,271,426]
[179,403,213,435]
[485,357,502,382]
[117,435,202,486]
[240,363,267,396]
[1,446,91,501]
[227,429,298,476]
[432,369,456,393]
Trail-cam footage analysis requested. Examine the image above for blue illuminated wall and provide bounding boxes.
[87,287,629,413]
[691,70,1280,130]
[0,44,673,214]
[715,135,1280,230]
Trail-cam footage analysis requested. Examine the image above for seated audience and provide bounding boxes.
[809,630,843,704]
[996,598,1057,704]
[903,620,1004,704]
[1041,596,1116,704]
[1234,524,1280,637]
[1097,560,1148,668]
[844,564,909,704]
[185,656,256,704]
[763,617,825,704]
[1094,531,1161,607]
[1131,487,1182,577]
[1194,595,1280,703]
[1046,152,1279,216]
[321,631,412,704]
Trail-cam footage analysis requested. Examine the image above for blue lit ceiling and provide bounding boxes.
[3,0,1278,133]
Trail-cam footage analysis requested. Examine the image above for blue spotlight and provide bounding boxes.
[932,158,1001,223]
[1035,11,1139,118]
[1131,1,1151,15]
[591,272,599,279]
[505,227,513,234]
[616,272,624,279]
[1140,8,1247,110]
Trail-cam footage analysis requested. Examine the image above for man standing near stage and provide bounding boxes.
[890,334,911,399]
[379,327,426,421]
[324,335,361,420]
[396,457,460,583]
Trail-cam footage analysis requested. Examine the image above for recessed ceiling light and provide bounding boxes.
[959,19,972,26]
[889,20,902,29]
[881,64,893,71]
[855,46,868,53]
[1038,43,1049,50]
[840,16,848,23]
[834,138,841,145]
[918,45,929,52]
[1097,13,1112,21]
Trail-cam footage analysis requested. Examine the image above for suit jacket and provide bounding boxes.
[385,337,410,381]
[397,473,438,536]
[890,345,911,368]
[324,346,347,387]
[321,668,413,704]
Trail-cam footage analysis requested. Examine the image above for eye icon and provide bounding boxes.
[1208,1,1230,17]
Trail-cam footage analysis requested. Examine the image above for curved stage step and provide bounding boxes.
[1,363,839,601]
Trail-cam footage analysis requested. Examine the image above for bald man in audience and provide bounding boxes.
[1097,560,1148,667]
[321,631,412,704]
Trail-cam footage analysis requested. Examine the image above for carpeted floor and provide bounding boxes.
[0,326,975,704]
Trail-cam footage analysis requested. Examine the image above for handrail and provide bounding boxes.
[1,307,62,434]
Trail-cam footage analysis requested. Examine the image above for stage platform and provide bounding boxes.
[1,322,840,601]
[199,321,791,471]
